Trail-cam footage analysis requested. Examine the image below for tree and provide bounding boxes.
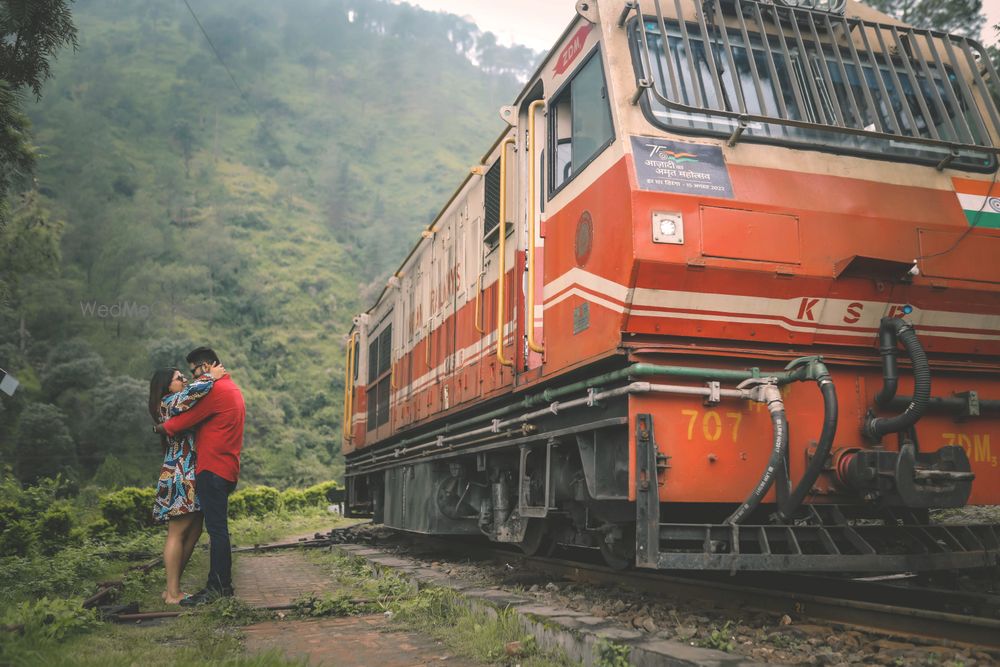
[172,120,196,178]
[865,0,985,37]
[0,191,63,349]
[13,402,78,484]
[40,339,107,401]
[0,0,77,226]
[77,376,158,473]
[0,86,33,229]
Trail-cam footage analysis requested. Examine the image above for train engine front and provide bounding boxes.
[343,0,1000,572]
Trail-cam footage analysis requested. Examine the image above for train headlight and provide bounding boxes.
[652,212,684,244]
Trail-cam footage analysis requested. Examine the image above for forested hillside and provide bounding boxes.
[0,0,541,487]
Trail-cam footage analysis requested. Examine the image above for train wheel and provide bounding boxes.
[519,518,556,557]
[598,528,635,570]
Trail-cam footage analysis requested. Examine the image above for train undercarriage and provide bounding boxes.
[346,325,1000,573]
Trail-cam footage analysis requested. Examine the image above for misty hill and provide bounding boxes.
[0,0,542,486]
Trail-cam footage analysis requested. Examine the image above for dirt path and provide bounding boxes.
[234,551,478,666]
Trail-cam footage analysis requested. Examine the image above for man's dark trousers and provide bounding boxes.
[197,470,236,592]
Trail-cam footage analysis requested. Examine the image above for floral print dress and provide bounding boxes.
[153,376,214,523]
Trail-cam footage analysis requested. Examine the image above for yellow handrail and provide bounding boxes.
[526,99,545,354]
[343,332,357,440]
[474,273,486,334]
[496,136,515,367]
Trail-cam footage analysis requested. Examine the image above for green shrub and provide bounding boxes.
[86,518,116,540]
[90,454,146,489]
[99,486,156,533]
[280,488,309,511]
[5,596,98,641]
[0,500,24,533]
[35,503,74,554]
[304,480,342,504]
[229,485,282,518]
[0,530,160,605]
[279,481,342,512]
[0,520,34,557]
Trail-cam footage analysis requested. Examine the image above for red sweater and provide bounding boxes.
[163,374,245,482]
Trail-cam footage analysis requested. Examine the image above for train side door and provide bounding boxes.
[480,138,518,395]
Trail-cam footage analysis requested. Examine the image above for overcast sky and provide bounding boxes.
[396,0,578,50]
[397,0,998,50]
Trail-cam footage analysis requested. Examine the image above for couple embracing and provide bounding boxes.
[147,347,245,606]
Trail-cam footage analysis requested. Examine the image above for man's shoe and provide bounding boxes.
[178,588,215,607]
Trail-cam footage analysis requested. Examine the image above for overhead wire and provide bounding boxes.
[180,0,263,123]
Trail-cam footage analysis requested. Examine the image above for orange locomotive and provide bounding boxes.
[342,0,1000,570]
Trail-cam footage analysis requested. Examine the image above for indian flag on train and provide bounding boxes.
[953,177,1000,229]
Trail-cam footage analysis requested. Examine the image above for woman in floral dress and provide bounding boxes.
[147,364,225,604]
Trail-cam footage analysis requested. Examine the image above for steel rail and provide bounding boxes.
[397,535,1000,651]
[521,555,1000,650]
[215,527,1000,649]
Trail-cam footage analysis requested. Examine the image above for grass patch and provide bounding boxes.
[0,530,162,606]
[1,511,350,666]
[307,550,578,666]
[3,613,305,667]
[229,507,347,547]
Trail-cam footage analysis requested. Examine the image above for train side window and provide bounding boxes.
[367,323,393,430]
[550,48,614,194]
[482,160,501,247]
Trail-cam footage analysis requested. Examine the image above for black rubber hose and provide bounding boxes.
[874,321,899,407]
[864,318,931,441]
[776,378,838,522]
[774,441,790,511]
[725,407,788,525]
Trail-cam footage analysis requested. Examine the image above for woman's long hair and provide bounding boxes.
[148,368,178,423]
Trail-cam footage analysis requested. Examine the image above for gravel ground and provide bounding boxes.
[340,524,1000,666]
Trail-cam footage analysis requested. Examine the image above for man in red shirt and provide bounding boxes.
[156,346,245,605]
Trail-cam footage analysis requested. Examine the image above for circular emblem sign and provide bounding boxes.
[988,197,1000,214]
[575,211,593,266]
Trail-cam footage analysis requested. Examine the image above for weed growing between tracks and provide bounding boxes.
[306,550,577,666]
[594,640,631,667]
[694,621,736,652]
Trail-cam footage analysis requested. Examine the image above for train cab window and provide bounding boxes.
[367,323,392,430]
[550,49,615,194]
[628,17,998,171]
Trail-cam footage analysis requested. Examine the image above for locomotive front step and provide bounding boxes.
[637,518,1000,572]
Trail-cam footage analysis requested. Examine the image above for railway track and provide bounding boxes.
[511,552,1000,651]
[317,523,1000,653]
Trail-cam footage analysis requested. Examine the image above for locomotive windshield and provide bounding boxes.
[627,1,1000,171]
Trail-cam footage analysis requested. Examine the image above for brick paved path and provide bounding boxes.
[234,552,333,606]
[244,616,477,666]
[236,551,477,666]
